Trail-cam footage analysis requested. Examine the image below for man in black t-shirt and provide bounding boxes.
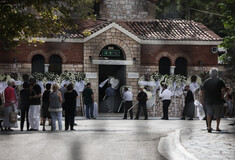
[203,68,226,133]
[83,83,95,119]
[135,86,148,120]
[28,78,42,131]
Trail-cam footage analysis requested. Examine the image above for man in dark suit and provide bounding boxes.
[135,86,148,120]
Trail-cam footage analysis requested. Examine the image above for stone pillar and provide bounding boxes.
[170,66,176,75]
[45,64,49,73]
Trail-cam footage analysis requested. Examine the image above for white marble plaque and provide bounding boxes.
[92,60,133,65]
[128,72,139,78]
[86,73,97,79]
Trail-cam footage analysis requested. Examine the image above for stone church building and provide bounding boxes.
[0,0,222,117]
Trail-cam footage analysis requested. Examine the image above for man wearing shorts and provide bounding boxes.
[203,68,226,133]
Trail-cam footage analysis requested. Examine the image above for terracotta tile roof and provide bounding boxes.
[62,19,112,38]
[63,19,222,41]
[117,19,222,41]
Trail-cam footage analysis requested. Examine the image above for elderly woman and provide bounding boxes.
[3,79,18,131]
[49,83,63,131]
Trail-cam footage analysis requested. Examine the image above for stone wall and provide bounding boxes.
[100,0,156,20]
[141,44,218,66]
[84,27,141,105]
[0,63,83,74]
[0,42,84,64]
[0,63,31,73]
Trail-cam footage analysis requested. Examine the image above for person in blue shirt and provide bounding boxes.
[105,84,116,113]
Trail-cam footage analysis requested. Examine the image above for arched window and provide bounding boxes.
[32,54,45,73]
[159,57,171,75]
[99,44,125,60]
[49,55,62,74]
[174,57,187,77]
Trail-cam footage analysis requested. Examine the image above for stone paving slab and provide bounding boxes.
[0,117,234,160]
[181,120,235,160]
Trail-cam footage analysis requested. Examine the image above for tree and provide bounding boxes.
[219,0,235,69]
[0,0,97,50]
[156,0,225,36]
[156,0,235,68]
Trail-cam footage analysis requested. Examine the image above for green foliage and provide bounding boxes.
[156,0,235,67]
[218,0,235,67]
[0,0,97,50]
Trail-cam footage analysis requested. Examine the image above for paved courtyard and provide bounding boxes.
[0,117,234,160]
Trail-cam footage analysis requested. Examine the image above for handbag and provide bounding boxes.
[9,103,17,123]
[9,112,17,123]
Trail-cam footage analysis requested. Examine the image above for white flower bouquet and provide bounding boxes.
[44,72,60,84]
[31,72,44,81]
[171,74,187,88]
[74,72,85,81]
[187,75,202,86]
[60,71,76,84]
[74,72,89,85]
[0,73,11,82]
[160,75,173,88]
[152,72,162,81]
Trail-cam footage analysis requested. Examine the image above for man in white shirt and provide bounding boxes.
[160,84,172,120]
[123,87,133,119]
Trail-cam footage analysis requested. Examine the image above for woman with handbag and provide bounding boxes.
[3,79,18,131]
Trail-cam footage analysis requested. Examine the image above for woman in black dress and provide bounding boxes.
[19,82,31,131]
[42,83,51,131]
[64,84,78,130]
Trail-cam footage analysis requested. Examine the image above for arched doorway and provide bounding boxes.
[99,44,126,113]
[32,54,45,73]
[49,54,62,74]
[159,57,171,75]
[174,57,187,77]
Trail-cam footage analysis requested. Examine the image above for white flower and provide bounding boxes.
[60,71,76,84]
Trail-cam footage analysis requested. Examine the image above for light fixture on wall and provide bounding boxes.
[89,56,93,62]
[133,57,137,63]
[198,61,203,66]
[13,57,18,63]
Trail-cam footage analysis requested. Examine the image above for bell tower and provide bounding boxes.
[98,0,156,20]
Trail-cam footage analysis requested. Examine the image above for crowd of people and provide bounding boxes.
[0,78,95,131]
[121,68,234,133]
[0,68,234,133]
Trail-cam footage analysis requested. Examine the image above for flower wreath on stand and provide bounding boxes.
[60,71,76,87]
[0,73,11,82]
[171,74,187,97]
[44,72,60,85]
[31,72,45,93]
[138,73,155,108]
[187,75,202,94]
[74,72,89,85]
[120,85,132,98]
[159,75,173,92]
[0,73,10,93]
[74,72,89,109]
[31,72,44,82]
[9,72,23,89]
[74,72,89,93]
